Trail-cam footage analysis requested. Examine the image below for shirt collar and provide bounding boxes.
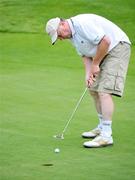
[67,19,75,37]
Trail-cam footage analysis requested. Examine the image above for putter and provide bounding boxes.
[54,87,88,140]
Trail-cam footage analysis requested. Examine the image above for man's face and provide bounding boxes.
[57,21,71,40]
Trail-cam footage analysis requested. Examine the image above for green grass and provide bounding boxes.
[0,0,135,43]
[0,0,135,180]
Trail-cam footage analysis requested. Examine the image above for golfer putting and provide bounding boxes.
[45,14,131,148]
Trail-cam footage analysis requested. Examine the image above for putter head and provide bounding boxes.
[53,134,64,140]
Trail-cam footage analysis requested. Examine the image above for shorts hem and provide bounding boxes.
[89,88,122,97]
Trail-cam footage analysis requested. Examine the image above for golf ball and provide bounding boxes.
[54,148,60,153]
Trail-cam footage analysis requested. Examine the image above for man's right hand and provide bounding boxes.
[85,74,96,88]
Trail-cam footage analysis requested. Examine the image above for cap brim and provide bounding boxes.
[51,32,58,45]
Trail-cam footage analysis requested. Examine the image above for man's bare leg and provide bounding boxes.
[98,92,114,137]
[89,90,102,130]
[83,92,114,147]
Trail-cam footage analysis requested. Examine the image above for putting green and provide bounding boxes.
[0,1,135,180]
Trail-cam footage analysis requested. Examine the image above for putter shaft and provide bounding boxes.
[62,87,87,136]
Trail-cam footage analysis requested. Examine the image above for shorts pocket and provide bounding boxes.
[104,74,115,90]
[104,73,124,92]
[115,76,124,91]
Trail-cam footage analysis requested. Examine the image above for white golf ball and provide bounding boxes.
[54,148,60,153]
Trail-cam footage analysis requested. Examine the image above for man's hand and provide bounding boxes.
[85,64,100,87]
[86,64,100,87]
[86,76,94,87]
[91,63,100,77]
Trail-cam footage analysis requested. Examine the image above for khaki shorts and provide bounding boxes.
[90,42,131,97]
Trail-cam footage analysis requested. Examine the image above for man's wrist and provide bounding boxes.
[92,59,100,66]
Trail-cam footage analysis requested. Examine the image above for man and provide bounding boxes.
[45,14,131,148]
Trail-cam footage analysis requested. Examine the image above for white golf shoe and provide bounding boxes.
[83,135,113,148]
[82,128,101,138]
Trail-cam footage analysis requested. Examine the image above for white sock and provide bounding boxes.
[101,120,112,138]
[97,113,103,130]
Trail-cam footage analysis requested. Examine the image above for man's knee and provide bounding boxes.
[98,92,111,100]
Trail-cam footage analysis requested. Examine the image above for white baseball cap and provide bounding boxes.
[46,17,60,45]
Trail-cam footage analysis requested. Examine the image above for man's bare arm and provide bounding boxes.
[91,36,111,76]
[82,56,92,87]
